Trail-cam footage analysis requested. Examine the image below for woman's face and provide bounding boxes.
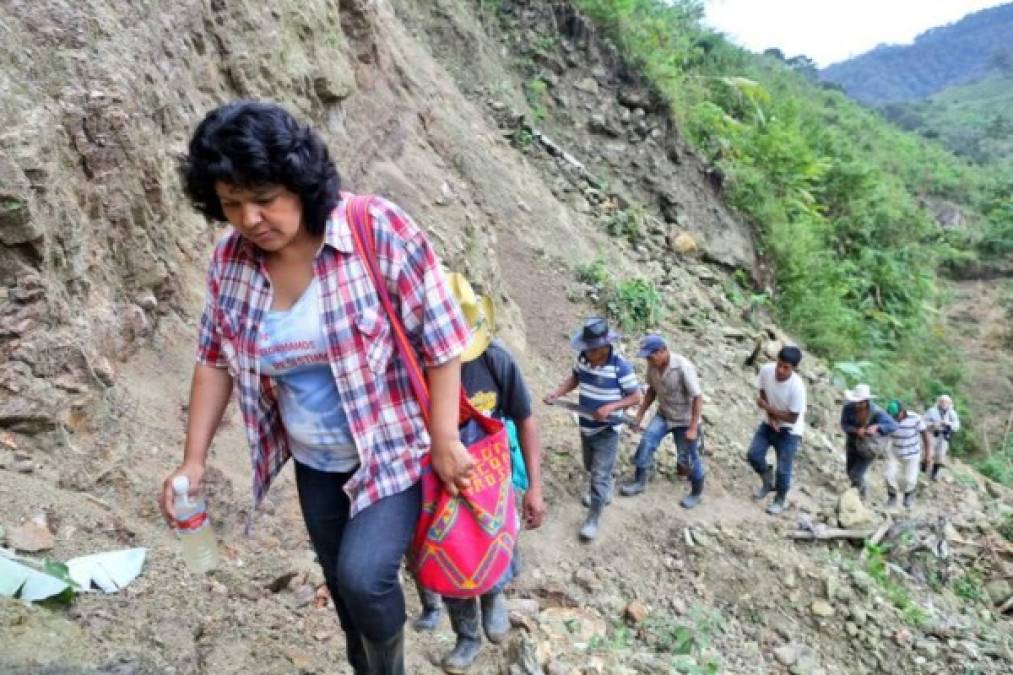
[215,182,305,252]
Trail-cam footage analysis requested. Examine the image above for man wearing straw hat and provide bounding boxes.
[413,273,547,674]
[840,383,897,501]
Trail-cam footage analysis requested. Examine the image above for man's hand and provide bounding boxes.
[522,488,547,529]
[431,437,475,496]
[756,396,770,412]
[543,392,558,405]
[593,404,614,422]
[867,424,880,436]
[159,461,205,526]
[685,424,699,442]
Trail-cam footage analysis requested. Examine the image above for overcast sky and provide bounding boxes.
[703,0,1009,67]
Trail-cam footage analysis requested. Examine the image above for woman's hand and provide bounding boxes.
[522,487,547,529]
[431,436,475,496]
[159,461,205,525]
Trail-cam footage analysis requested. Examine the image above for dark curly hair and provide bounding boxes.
[181,101,341,236]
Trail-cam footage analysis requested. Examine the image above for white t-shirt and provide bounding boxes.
[755,363,807,437]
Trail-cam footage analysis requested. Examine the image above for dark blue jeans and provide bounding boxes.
[746,422,800,493]
[581,428,620,508]
[631,415,705,482]
[294,461,420,643]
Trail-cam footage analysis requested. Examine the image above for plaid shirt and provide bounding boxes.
[197,194,470,517]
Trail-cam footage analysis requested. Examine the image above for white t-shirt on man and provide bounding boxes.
[755,363,807,437]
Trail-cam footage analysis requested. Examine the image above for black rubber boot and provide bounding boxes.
[347,632,369,675]
[620,466,649,497]
[480,591,510,644]
[443,599,482,674]
[579,503,603,541]
[680,476,704,509]
[930,464,941,481]
[886,489,897,509]
[412,586,442,632]
[753,466,775,500]
[362,630,404,675]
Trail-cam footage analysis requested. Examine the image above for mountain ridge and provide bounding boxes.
[819,2,1013,104]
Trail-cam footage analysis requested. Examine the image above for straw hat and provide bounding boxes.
[446,272,495,363]
[844,383,877,403]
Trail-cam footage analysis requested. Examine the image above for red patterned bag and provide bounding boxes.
[346,196,517,598]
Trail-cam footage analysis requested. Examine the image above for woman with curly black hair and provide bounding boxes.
[158,101,475,674]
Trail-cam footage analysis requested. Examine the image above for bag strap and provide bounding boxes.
[345,195,432,427]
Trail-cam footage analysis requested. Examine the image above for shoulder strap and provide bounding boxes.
[346,195,431,427]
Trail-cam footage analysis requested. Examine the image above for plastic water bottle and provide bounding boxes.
[172,475,219,574]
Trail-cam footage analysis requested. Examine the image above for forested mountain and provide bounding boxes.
[819,2,1013,104]
[881,70,1013,172]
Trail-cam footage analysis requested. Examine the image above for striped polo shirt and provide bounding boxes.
[889,413,927,458]
[573,350,639,435]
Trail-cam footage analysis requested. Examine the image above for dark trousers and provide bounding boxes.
[294,461,420,643]
[581,428,620,509]
[845,436,874,489]
[746,422,800,494]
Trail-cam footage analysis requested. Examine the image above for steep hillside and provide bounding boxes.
[2,1,1011,674]
[881,71,1013,172]
[819,3,1013,104]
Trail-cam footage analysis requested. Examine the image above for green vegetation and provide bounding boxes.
[953,570,989,605]
[863,542,929,626]
[576,257,662,332]
[572,0,1010,423]
[591,605,724,674]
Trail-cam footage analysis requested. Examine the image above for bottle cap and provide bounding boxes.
[171,475,190,495]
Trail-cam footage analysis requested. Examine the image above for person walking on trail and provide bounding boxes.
[747,346,806,515]
[411,274,547,674]
[544,317,641,541]
[620,335,705,509]
[884,400,931,509]
[923,394,960,481]
[840,384,897,501]
[157,101,475,675]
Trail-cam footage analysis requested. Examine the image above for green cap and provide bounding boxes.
[886,399,902,418]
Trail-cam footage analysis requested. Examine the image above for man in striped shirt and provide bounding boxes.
[545,317,642,541]
[884,400,932,508]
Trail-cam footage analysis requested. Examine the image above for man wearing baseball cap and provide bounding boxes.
[622,335,706,509]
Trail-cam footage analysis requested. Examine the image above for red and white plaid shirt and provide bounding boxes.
[196,194,470,517]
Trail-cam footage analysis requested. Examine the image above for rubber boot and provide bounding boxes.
[766,490,787,515]
[930,464,941,482]
[480,591,510,644]
[620,467,649,497]
[903,491,915,509]
[347,632,369,675]
[442,600,482,674]
[579,503,603,541]
[582,488,612,508]
[680,476,704,510]
[753,466,775,500]
[362,629,404,675]
[413,586,442,632]
[885,489,897,509]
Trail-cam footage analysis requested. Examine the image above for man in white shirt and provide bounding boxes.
[884,399,931,508]
[923,394,960,481]
[747,346,807,515]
